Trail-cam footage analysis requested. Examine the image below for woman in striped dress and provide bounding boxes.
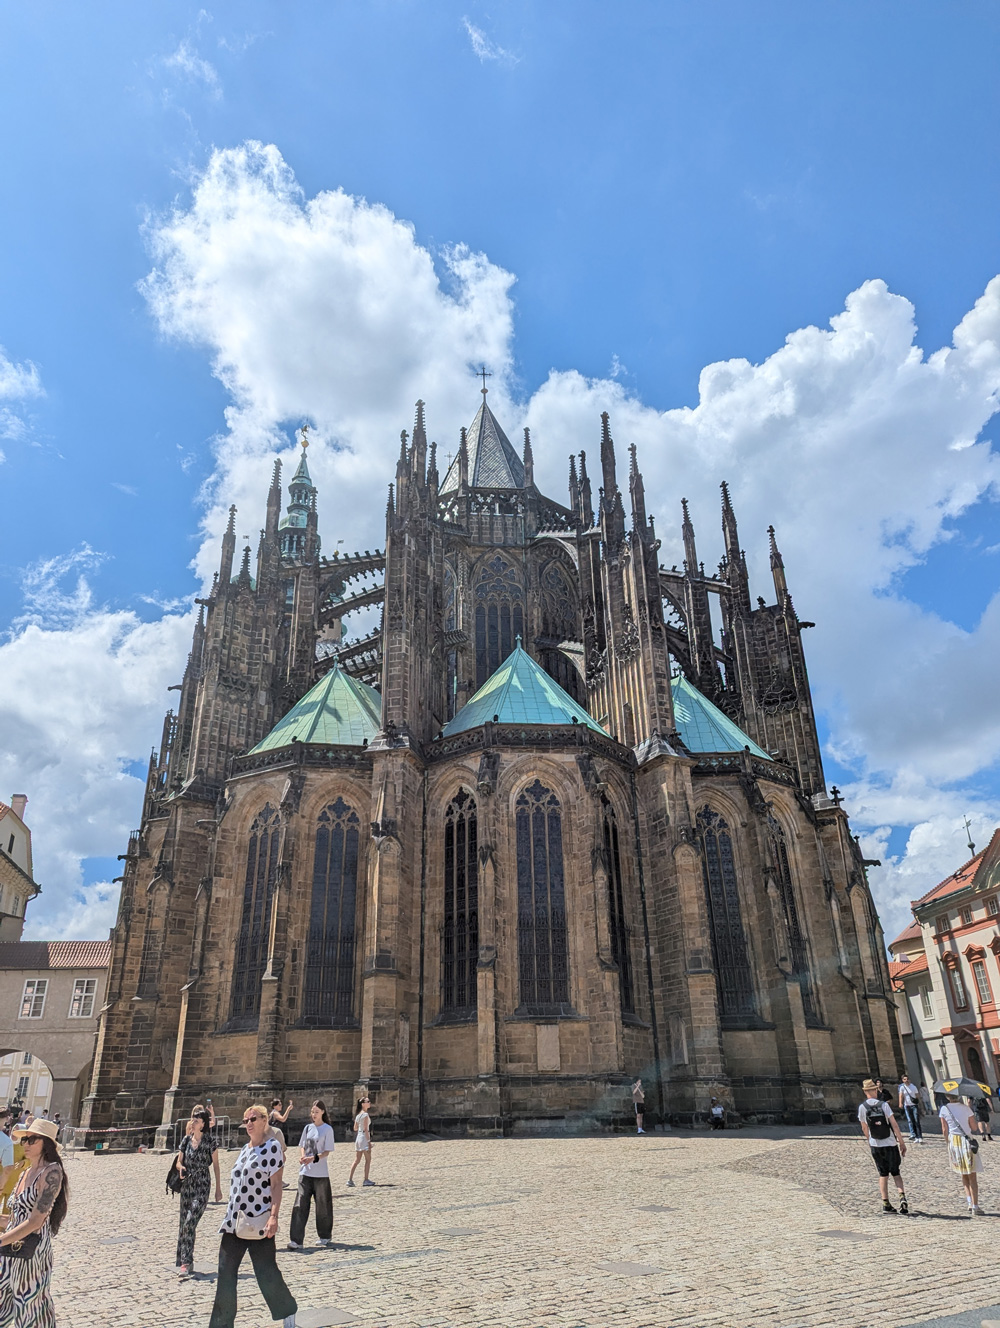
[0,1118,68,1328]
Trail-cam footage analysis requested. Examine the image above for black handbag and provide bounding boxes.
[166,1157,183,1195]
[2,1231,41,1260]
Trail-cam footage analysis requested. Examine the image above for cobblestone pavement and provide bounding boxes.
[49,1126,1000,1328]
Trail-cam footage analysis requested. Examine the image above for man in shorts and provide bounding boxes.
[859,1077,909,1214]
[632,1079,645,1134]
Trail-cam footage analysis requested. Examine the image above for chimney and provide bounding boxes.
[10,794,26,822]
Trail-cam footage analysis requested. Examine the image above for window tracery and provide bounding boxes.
[230,804,280,1022]
[474,554,524,686]
[602,800,634,1014]
[697,807,756,1019]
[304,797,360,1025]
[442,790,479,1015]
[767,811,818,1021]
[516,780,569,1012]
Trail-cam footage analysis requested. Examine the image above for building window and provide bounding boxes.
[768,813,817,1021]
[516,780,569,1012]
[960,905,973,925]
[987,896,999,916]
[21,1053,32,1065]
[603,801,634,1015]
[19,979,47,1019]
[698,806,756,1020]
[442,791,479,1015]
[304,798,360,1025]
[230,804,281,1023]
[972,961,993,1005]
[6,834,13,854]
[920,985,935,1019]
[948,966,969,1011]
[474,554,524,687]
[15,1077,29,1101]
[936,914,951,934]
[69,977,97,1019]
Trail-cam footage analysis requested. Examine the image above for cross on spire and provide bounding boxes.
[478,365,492,397]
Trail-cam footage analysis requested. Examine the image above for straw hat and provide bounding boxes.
[12,1118,59,1145]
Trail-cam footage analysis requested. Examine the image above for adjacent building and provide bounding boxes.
[889,829,1000,1091]
[82,395,898,1137]
[0,795,39,940]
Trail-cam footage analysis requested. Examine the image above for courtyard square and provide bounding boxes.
[51,1127,999,1328]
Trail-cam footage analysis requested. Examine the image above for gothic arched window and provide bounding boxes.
[768,811,817,1021]
[474,554,524,687]
[538,558,584,703]
[697,807,756,1019]
[442,790,479,1015]
[230,804,280,1023]
[304,798,360,1025]
[516,780,569,1012]
[603,800,634,1014]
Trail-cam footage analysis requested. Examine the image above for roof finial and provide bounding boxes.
[299,423,310,450]
[478,365,492,398]
[964,815,976,856]
[515,633,522,648]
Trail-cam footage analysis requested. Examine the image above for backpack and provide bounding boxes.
[864,1102,892,1141]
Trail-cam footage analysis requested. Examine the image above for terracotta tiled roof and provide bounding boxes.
[888,919,922,950]
[971,829,1000,894]
[913,850,985,908]
[890,954,928,986]
[0,940,110,971]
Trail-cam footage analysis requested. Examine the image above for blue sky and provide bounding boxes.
[1,1,998,941]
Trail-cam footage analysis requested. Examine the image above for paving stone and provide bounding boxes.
[285,1310,359,1327]
[595,1262,663,1277]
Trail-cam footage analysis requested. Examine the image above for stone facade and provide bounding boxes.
[82,395,899,1137]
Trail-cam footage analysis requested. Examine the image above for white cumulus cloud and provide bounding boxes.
[0,344,43,453]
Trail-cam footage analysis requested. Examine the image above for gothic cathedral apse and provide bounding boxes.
[82,388,899,1135]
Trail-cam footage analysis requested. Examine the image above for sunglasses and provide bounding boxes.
[21,1136,44,1145]
[242,1115,261,1125]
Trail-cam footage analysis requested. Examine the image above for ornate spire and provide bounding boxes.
[600,411,617,499]
[458,426,469,489]
[522,427,534,488]
[681,497,698,572]
[427,439,439,491]
[628,442,647,533]
[386,483,394,518]
[769,524,788,601]
[720,481,750,613]
[237,543,253,589]
[411,400,427,480]
[578,451,594,527]
[218,504,237,586]
[568,453,579,514]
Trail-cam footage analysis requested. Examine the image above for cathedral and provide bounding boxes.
[82,387,900,1137]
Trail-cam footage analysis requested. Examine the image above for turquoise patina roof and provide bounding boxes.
[670,673,771,759]
[441,642,604,737]
[250,664,381,752]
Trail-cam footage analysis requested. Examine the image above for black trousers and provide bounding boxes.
[208,1232,297,1328]
[289,1174,333,1244]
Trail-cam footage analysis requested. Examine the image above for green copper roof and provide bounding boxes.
[441,642,604,737]
[670,673,771,759]
[250,665,381,752]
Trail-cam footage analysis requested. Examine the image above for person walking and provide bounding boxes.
[208,1103,297,1328]
[873,1078,893,1105]
[632,1079,645,1134]
[288,1101,335,1250]
[898,1074,923,1143]
[347,1097,374,1187]
[858,1077,909,1214]
[175,1109,223,1278]
[0,1117,69,1328]
[940,1093,984,1215]
[971,1093,994,1142]
[268,1099,293,1151]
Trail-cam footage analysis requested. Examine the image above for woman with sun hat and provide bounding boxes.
[0,1116,69,1328]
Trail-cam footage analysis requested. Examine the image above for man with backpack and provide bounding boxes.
[859,1077,909,1214]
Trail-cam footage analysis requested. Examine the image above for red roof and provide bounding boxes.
[913,849,986,908]
[888,919,922,950]
[0,940,110,971]
[889,954,928,987]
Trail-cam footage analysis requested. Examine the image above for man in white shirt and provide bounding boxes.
[897,1074,923,1143]
[859,1077,909,1214]
[287,1101,336,1250]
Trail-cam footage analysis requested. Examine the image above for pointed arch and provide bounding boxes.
[767,810,818,1021]
[442,789,479,1015]
[697,806,756,1019]
[304,797,360,1025]
[474,553,524,687]
[516,780,569,1013]
[230,804,280,1023]
[602,799,634,1015]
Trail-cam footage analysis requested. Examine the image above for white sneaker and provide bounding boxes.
[637,1128,644,1134]
[286,1240,302,1250]
[320,1238,333,1246]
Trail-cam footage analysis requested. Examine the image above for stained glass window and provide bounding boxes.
[603,801,634,1014]
[474,554,524,686]
[303,798,360,1025]
[516,780,569,1011]
[767,812,817,1021]
[697,807,756,1018]
[442,790,479,1014]
[230,804,280,1022]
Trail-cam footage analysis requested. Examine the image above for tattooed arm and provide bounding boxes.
[0,1165,62,1244]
